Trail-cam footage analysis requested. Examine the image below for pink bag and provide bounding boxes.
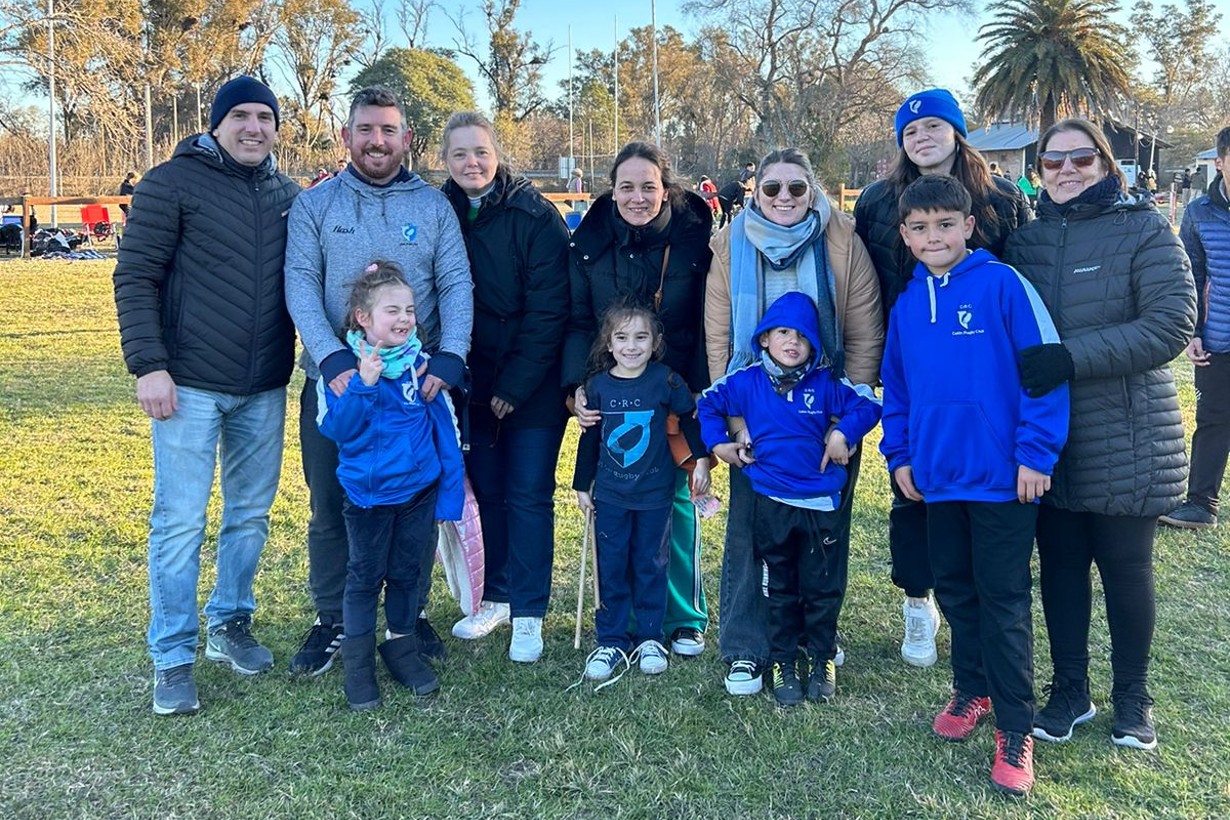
[436,474,485,616]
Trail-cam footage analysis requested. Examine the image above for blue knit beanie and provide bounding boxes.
[209,76,280,132]
[894,89,966,147]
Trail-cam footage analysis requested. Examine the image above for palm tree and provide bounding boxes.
[973,0,1133,134]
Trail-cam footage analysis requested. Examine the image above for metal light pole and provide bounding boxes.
[196,83,203,133]
[47,0,58,226]
[651,0,660,145]
[568,26,574,175]
[613,15,619,150]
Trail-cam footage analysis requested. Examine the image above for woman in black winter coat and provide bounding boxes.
[439,112,572,663]
[1003,118,1196,753]
[853,88,1033,671]
[565,140,715,660]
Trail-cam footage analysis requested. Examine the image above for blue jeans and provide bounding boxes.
[342,486,438,640]
[594,503,672,651]
[147,385,286,670]
[465,422,566,618]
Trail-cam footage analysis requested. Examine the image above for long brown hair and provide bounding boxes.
[886,131,1002,247]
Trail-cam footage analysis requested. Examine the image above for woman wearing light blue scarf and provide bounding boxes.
[703,147,884,698]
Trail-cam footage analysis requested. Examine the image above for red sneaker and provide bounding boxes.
[933,692,992,741]
[991,729,1035,796]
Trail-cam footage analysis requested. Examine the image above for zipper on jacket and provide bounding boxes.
[248,175,264,393]
[1052,218,1068,334]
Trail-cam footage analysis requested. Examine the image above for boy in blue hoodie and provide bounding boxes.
[699,291,881,707]
[879,175,1068,797]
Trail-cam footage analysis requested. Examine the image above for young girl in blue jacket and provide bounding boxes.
[317,261,464,710]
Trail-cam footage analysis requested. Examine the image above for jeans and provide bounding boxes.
[1187,352,1230,511]
[147,385,286,670]
[594,503,672,651]
[465,421,566,618]
[342,486,438,640]
[719,449,861,665]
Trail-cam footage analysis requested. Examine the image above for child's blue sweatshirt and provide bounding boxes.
[879,248,1069,503]
[698,291,882,508]
[317,361,464,519]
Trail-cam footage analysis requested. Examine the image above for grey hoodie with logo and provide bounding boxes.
[284,167,474,386]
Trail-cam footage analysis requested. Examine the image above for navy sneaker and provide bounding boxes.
[205,616,274,675]
[153,663,200,715]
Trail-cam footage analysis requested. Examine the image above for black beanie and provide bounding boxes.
[209,76,280,132]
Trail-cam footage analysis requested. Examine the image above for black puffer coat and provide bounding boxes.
[1003,192,1196,517]
[564,189,714,391]
[855,174,1031,317]
[442,169,571,430]
[114,134,300,394]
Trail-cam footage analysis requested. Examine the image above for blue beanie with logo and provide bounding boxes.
[894,89,967,147]
[209,76,280,132]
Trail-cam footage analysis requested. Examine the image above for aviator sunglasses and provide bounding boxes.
[760,179,809,198]
[1038,147,1101,171]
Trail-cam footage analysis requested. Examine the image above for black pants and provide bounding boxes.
[928,501,1036,733]
[300,378,433,625]
[753,496,846,665]
[889,473,933,597]
[1036,506,1156,697]
[1188,352,1230,511]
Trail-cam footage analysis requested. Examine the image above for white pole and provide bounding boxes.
[47,0,58,227]
[613,15,619,151]
[651,0,661,145]
[568,26,574,175]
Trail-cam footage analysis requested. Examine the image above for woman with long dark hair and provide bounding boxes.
[1003,118,1194,751]
[564,140,715,660]
[854,89,1031,670]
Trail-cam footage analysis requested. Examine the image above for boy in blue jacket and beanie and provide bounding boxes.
[879,175,1068,796]
[318,262,464,710]
[699,291,880,707]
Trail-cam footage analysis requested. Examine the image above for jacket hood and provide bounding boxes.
[910,247,996,283]
[751,291,823,355]
[174,132,278,178]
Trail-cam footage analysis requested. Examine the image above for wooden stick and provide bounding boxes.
[589,508,600,610]
[573,509,592,649]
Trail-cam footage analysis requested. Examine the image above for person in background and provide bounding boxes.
[1161,127,1230,531]
[1003,118,1195,753]
[566,140,715,660]
[284,86,473,678]
[853,88,1031,670]
[439,111,571,662]
[113,75,299,715]
[119,172,137,216]
[716,179,747,228]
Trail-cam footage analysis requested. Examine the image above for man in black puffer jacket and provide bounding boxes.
[113,76,300,717]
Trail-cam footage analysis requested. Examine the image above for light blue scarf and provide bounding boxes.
[346,328,423,380]
[727,197,841,375]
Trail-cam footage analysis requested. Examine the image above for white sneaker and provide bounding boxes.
[508,616,543,663]
[451,601,510,640]
[901,596,940,667]
[583,645,629,684]
[633,639,669,674]
[724,659,763,695]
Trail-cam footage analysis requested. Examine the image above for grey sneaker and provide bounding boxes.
[205,616,274,675]
[153,663,200,715]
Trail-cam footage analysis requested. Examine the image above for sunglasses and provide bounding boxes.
[760,179,809,198]
[1038,148,1101,171]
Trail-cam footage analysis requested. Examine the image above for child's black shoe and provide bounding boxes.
[807,657,837,703]
[769,661,804,707]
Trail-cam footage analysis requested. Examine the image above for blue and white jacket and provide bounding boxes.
[1183,175,1230,352]
[699,291,882,509]
[317,359,464,519]
[879,248,1069,503]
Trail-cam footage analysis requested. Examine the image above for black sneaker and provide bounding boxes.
[416,617,447,662]
[1159,501,1217,529]
[807,658,837,703]
[669,627,705,657]
[152,663,200,715]
[1033,676,1097,742]
[1112,694,1158,750]
[205,616,274,675]
[289,617,344,676]
[769,661,804,707]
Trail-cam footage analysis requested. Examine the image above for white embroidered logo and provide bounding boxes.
[909,100,922,114]
[958,308,972,330]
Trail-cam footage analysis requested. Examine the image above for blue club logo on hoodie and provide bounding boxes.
[401,224,418,243]
[606,410,654,468]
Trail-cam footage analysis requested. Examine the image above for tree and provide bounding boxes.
[349,46,476,168]
[449,0,548,123]
[270,0,362,150]
[974,0,1134,134]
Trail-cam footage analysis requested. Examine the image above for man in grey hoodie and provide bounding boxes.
[284,86,474,675]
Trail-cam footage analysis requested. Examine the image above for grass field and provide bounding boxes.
[1,260,1228,819]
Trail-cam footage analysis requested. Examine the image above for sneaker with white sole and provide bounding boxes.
[901,596,940,667]
[669,627,705,657]
[724,659,763,696]
[633,639,669,674]
[452,601,511,640]
[508,616,543,663]
[205,616,274,675]
[152,663,200,715]
[583,645,629,683]
[289,617,343,676]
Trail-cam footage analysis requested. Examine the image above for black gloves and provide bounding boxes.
[1020,343,1074,398]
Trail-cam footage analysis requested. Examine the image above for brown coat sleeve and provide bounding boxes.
[704,224,735,384]
[827,212,885,387]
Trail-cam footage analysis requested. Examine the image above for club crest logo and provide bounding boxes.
[606,410,654,468]
[401,381,418,404]
[803,390,815,410]
[957,308,972,330]
[909,99,922,114]
[401,224,418,243]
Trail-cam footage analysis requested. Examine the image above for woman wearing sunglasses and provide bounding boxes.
[704,147,884,696]
[1002,118,1195,751]
[564,140,715,661]
[853,88,1033,671]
